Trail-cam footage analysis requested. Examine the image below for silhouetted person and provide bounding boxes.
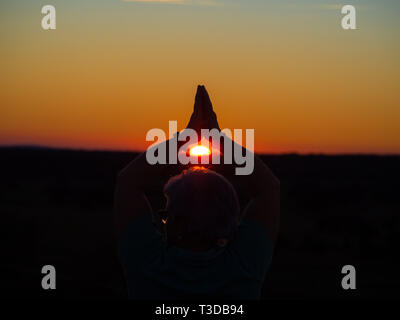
[114,85,280,299]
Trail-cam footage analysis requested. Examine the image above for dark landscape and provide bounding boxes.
[1,147,399,299]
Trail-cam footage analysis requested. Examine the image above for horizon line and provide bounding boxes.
[1,144,399,157]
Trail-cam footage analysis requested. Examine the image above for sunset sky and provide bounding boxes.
[1,0,399,154]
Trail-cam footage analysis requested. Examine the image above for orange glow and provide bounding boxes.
[189,145,211,156]
[0,2,399,155]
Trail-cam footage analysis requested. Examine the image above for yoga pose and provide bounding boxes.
[114,85,280,299]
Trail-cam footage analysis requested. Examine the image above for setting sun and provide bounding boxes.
[189,145,211,157]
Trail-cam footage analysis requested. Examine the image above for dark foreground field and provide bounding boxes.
[1,147,399,299]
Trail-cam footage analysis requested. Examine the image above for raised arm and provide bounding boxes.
[230,151,280,244]
[210,136,280,244]
[190,86,280,244]
[114,85,213,241]
[114,148,165,241]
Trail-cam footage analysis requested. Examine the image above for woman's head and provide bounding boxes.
[163,167,240,250]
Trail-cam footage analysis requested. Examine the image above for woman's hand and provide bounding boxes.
[186,85,220,134]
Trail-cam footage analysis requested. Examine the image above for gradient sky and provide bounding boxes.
[1,0,399,153]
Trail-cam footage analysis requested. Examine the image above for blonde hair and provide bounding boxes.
[163,167,240,245]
